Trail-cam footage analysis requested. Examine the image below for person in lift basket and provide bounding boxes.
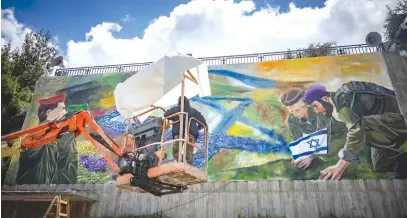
[164,96,208,165]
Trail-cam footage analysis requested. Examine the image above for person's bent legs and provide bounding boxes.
[363,113,407,179]
[172,135,195,164]
[186,135,195,165]
[172,135,180,161]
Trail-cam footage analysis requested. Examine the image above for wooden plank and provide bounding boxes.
[4,180,407,217]
[148,162,207,184]
[1,193,96,202]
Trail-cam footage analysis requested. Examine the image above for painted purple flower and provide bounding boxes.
[79,155,107,172]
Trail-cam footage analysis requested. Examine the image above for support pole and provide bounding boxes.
[178,77,185,162]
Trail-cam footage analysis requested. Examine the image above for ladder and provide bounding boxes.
[43,195,70,218]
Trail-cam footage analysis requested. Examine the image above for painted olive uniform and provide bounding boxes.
[287,107,325,141]
[330,91,407,175]
[287,107,347,158]
[16,132,78,184]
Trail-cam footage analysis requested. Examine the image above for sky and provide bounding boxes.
[1,0,399,68]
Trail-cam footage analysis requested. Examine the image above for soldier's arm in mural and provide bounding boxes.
[303,83,407,180]
[286,116,303,140]
[315,113,330,131]
[16,94,78,184]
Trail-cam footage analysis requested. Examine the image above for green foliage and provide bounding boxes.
[1,30,57,184]
[284,49,295,59]
[1,30,57,135]
[77,165,112,184]
[384,0,407,51]
[300,41,337,58]
[283,41,338,59]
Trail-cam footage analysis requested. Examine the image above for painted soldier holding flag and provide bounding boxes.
[302,81,407,180]
[280,87,347,171]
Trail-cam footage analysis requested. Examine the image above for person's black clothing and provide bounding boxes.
[164,97,207,140]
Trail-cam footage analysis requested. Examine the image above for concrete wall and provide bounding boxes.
[3,179,407,218]
[381,51,407,125]
[6,52,405,185]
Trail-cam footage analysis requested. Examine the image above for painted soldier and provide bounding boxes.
[281,88,347,170]
[302,82,407,180]
[16,93,79,184]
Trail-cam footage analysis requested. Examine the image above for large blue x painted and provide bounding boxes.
[95,69,290,168]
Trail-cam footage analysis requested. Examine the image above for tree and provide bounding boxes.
[384,0,407,51]
[299,42,337,58]
[1,30,57,184]
[283,49,295,59]
[1,30,57,135]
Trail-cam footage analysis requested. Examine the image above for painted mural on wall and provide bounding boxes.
[4,52,407,184]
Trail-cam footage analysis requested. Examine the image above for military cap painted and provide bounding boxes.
[280,88,304,106]
[38,93,66,105]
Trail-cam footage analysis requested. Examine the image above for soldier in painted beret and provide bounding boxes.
[303,81,407,180]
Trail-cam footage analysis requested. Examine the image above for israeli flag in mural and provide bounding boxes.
[288,128,328,160]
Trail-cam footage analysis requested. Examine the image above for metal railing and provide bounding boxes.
[55,44,378,76]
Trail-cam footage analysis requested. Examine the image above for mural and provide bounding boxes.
[4,52,407,184]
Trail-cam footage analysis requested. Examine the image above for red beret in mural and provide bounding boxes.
[38,93,66,105]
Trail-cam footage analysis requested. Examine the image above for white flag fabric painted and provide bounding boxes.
[288,128,328,160]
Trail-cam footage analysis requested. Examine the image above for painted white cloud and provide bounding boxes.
[3,0,400,68]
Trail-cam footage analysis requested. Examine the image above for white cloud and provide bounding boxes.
[1,8,63,58]
[65,0,398,68]
[5,0,400,68]
[120,15,135,24]
[1,8,32,51]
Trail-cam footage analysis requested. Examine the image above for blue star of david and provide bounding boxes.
[307,138,320,149]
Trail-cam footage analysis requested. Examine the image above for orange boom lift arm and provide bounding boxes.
[1,110,125,173]
[1,108,209,197]
[2,69,210,197]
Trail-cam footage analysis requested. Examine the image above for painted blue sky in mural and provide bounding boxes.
[95,75,289,169]
[92,68,289,167]
[209,69,277,89]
